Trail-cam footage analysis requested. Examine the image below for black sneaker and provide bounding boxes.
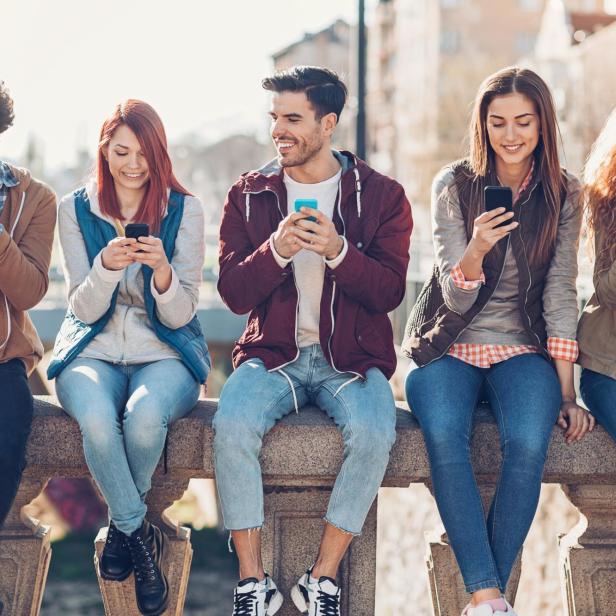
[99,520,133,581]
[232,574,283,615]
[125,520,169,616]
[291,569,341,616]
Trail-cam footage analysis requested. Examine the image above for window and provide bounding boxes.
[440,30,461,54]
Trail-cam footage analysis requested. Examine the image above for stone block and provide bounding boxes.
[261,487,378,616]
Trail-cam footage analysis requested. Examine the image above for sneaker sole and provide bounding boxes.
[267,589,284,615]
[290,584,309,614]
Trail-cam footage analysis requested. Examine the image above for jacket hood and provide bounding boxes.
[241,150,375,195]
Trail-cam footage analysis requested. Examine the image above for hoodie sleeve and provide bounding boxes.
[0,182,57,310]
[325,178,412,314]
[217,185,291,315]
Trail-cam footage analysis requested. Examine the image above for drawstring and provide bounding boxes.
[353,168,362,217]
[276,368,299,413]
[163,434,168,474]
[228,532,233,553]
[333,374,360,398]
[245,193,251,222]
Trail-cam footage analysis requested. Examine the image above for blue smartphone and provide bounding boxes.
[294,198,318,223]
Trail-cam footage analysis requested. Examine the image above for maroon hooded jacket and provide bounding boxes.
[218,150,412,380]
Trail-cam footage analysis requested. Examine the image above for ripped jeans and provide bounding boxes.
[213,344,396,535]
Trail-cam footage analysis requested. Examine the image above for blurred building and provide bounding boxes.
[271,19,357,151]
[367,0,615,247]
[531,0,616,171]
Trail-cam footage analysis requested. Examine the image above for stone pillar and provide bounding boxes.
[425,482,521,615]
[559,484,616,615]
[261,486,378,616]
[0,477,51,616]
[94,476,193,616]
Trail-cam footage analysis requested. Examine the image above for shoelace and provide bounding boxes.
[105,524,123,548]
[128,536,159,584]
[317,589,340,616]
[233,589,257,615]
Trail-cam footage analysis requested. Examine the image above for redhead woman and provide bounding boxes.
[403,67,592,616]
[579,109,616,440]
[48,100,210,616]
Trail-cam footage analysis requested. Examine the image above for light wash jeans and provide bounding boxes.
[56,357,200,534]
[405,353,561,593]
[213,344,397,535]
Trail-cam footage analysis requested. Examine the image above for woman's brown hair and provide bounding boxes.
[456,67,566,265]
[585,108,616,273]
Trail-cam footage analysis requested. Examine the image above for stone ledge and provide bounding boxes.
[29,396,616,487]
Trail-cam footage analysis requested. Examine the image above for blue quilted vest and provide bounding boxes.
[47,187,211,383]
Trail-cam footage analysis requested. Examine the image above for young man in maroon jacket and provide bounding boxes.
[215,66,412,616]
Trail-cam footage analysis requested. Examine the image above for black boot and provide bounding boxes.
[126,519,169,616]
[99,520,133,581]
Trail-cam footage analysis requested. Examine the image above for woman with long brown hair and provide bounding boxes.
[578,108,616,440]
[48,100,210,616]
[403,67,592,615]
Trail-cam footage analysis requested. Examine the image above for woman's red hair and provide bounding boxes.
[97,99,190,233]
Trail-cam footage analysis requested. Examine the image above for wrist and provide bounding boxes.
[466,240,487,261]
[561,393,577,404]
[325,236,344,261]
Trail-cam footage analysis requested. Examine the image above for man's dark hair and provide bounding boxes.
[0,82,15,135]
[262,66,348,122]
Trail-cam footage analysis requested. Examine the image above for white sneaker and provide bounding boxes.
[291,569,341,615]
[232,574,283,616]
[461,600,517,616]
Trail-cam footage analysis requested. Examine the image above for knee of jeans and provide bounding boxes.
[421,422,470,462]
[503,437,548,471]
[124,419,165,451]
[79,413,120,453]
[346,421,395,460]
[213,406,262,451]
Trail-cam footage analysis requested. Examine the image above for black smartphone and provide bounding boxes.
[484,186,513,229]
[124,223,149,252]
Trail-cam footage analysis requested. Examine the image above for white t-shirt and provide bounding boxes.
[271,167,347,347]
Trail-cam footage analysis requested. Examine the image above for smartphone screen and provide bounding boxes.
[294,198,318,223]
[124,223,149,252]
[484,186,513,229]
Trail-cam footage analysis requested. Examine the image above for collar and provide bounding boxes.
[0,161,19,189]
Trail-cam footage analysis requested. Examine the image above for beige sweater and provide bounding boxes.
[0,164,56,374]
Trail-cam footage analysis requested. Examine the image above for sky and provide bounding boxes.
[1,0,371,170]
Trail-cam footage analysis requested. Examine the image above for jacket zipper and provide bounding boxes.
[247,188,301,371]
[326,182,363,379]
[517,183,545,351]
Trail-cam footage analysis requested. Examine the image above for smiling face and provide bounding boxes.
[269,90,336,169]
[486,92,540,169]
[104,123,150,192]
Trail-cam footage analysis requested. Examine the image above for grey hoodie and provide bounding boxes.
[57,181,205,364]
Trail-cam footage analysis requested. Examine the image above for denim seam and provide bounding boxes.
[320,381,354,522]
[484,374,507,578]
[466,379,501,587]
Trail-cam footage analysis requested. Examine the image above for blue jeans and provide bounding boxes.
[581,368,616,440]
[213,345,397,535]
[405,353,561,593]
[56,357,200,534]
